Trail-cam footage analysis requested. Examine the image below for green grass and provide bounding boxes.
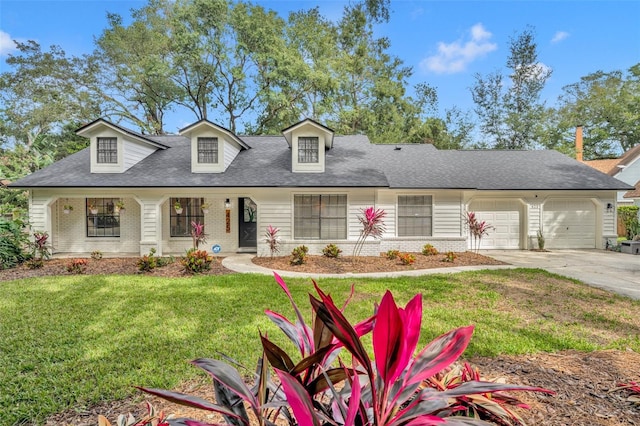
[1,270,638,424]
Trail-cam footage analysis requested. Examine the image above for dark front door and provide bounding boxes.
[238,197,257,250]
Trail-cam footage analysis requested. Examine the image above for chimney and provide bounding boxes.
[575,126,583,162]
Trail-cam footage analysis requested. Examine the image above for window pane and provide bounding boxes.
[298,137,319,163]
[97,138,117,164]
[398,195,432,237]
[170,197,204,237]
[294,194,346,239]
[198,137,218,163]
[86,198,120,237]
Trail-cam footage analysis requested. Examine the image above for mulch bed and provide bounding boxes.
[0,256,233,282]
[252,251,507,273]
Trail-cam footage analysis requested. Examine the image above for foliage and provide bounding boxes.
[290,245,309,265]
[398,252,415,265]
[30,230,51,262]
[140,273,552,425]
[173,200,181,210]
[190,221,207,250]
[618,205,640,240]
[91,250,104,260]
[137,248,159,272]
[464,212,494,253]
[422,243,439,256]
[425,362,535,425]
[0,218,30,269]
[546,63,640,158]
[181,249,213,274]
[385,249,399,260]
[471,27,551,149]
[614,381,640,405]
[66,258,88,274]
[264,225,281,257]
[353,206,386,257]
[99,402,171,426]
[536,229,546,250]
[322,243,342,258]
[442,251,458,263]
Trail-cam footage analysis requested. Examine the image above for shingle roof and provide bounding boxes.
[624,180,640,199]
[11,132,632,191]
[583,144,640,176]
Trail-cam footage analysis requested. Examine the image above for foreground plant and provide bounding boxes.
[139,273,552,425]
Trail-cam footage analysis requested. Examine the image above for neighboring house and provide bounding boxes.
[582,144,640,206]
[11,118,632,256]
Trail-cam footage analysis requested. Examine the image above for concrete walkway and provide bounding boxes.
[222,250,640,300]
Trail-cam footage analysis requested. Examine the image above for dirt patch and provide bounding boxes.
[0,256,233,281]
[252,251,506,274]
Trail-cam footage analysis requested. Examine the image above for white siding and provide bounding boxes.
[223,141,241,170]
[123,139,157,171]
[433,193,462,236]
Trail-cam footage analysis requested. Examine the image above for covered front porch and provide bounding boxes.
[31,190,259,256]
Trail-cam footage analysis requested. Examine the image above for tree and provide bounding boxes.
[471,27,551,149]
[545,63,640,159]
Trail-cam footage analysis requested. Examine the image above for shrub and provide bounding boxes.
[26,258,44,269]
[140,273,552,425]
[618,205,640,239]
[322,243,342,258]
[290,245,308,265]
[31,231,51,261]
[137,248,158,272]
[386,249,399,260]
[190,221,207,250]
[464,211,494,253]
[0,219,29,269]
[66,258,88,274]
[536,229,545,250]
[353,206,386,257]
[422,243,439,256]
[181,248,213,274]
[442,251,458,262]
[264,225,280,257]
[91,250,103,260]
[398,252,415,265]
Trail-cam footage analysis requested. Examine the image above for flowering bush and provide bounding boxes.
[398,252,416,265]
[442,251,458,263]
[422,243,439,256]
[290,245,308,265]
[139,273,552,425]
[386,249,399,260]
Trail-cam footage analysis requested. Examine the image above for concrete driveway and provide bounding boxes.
[482,249,640,300]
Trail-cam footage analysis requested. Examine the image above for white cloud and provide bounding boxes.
[551,31,569,44]
[410,7,424,20]
[0,30,18,55]
[420,23,497,74]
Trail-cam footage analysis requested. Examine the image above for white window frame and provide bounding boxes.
[294,194,347,239]
[397,195,433,237]
[298,137,319,163]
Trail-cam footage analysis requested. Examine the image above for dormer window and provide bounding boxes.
[198,137,218,163]
[298,137,319,163]
[97,137,117,164]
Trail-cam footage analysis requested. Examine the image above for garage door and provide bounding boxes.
[543,199,596,249]
[468,199,521,249]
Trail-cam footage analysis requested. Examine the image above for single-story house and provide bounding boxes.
[10,118,632,256]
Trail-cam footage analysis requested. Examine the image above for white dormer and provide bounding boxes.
[179,120,250,173]
[282,119,334,173]
[76,118,168,174]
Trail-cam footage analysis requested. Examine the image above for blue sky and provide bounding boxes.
[1,0,639,133]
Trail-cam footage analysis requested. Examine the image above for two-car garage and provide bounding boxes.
[468,198,597,250]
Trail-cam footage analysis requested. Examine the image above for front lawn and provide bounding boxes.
[1,269,638,424]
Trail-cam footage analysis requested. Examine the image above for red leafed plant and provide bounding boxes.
[353,207,386,257]
[138,273,552,426]
[465,211,494,253]
[191,221,207,250]
[613,381,640,404]
[264,225,280,257]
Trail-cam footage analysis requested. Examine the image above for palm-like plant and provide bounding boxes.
[353,207,386,257]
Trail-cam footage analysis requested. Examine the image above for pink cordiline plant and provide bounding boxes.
[353,207,386,257]
[139,273,552,426]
